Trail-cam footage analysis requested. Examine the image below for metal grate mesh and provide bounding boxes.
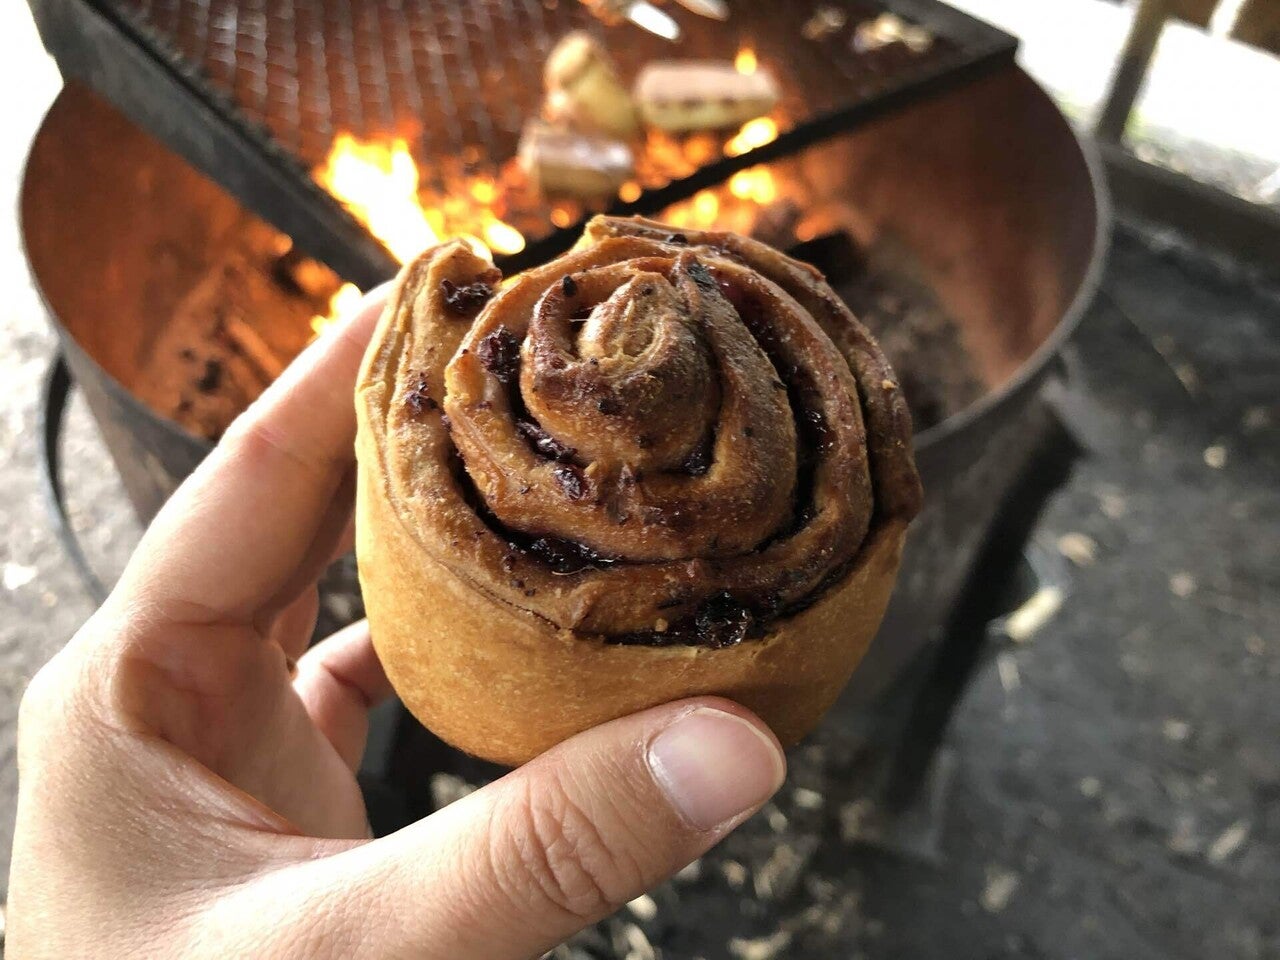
[30,0,1014,279]
[118,0,960,170]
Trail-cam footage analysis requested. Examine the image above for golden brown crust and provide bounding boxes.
[356,216,921,763]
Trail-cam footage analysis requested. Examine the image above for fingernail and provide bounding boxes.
[647,707,785,831]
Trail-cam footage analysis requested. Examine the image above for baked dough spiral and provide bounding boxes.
[356,216,920,763]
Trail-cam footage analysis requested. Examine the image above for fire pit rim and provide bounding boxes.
[909,71,1110,453]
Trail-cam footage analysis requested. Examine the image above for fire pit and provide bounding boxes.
[25,0,1020,281]
[22,6,1104,889]
[23,53,1103,731]
[5,0,1111,950]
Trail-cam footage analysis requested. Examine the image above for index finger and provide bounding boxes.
[113,282,393,625]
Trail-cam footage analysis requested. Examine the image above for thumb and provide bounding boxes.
[296,698,784,959]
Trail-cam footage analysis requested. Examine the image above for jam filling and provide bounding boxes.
[680,439,713,477]
[440,278,494,317]
[404,373,438,414]
[516,420,576,462]
[609,592,764,650]
[476,326,520,382]
[553,463,590,501]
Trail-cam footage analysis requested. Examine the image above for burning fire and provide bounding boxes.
[317,134,528,262]
[311,282,363,337]
[725,117,778,157]
[321,134,439,262]
[664,115,783,234]
[309,46,788,337]
[308,133,528,335]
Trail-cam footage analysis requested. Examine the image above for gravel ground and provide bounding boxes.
[841,224,1280,960]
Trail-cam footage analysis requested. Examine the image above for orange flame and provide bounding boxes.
[725,117,779,157]
[729,167,778,204]
[482,218,527,256]
[660,112,785,235]
[320,134,440,264]
[306,72,792,338]
[311,282,363,338]
[308,133,527,334]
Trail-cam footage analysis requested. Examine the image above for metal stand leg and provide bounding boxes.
[1096,0,1175,142]
[837,406,1081,863]
[39,350,108,604]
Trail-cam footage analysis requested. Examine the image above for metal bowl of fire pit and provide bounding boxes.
[21,52,1105,758]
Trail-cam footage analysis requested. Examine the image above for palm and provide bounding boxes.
[118,606,373,839]
[95,296,389,842]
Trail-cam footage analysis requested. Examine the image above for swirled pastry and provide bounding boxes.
[355,216,921,764]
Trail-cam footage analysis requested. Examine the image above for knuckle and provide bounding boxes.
[15,653,91,764]
[17,623,132,752]
[495,775,643,924]
[16,645,81,737]
[16,659,58,738]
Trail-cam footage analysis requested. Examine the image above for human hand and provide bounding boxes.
[7,285,786,959]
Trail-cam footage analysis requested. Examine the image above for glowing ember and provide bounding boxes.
[316,134,525,263]
[551,204,576,228]
[726,117,779,157]
[729,167,778,204]
[660,112,793,237]
[305,76,792,337]
[311,282,362,337]
[693,190,720,223]
[470,178,498,205]
[308,133,527,332]
[653,112,784,234]
[482,217,526,255]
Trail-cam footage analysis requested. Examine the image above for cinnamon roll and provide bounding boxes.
[355,216,921,764]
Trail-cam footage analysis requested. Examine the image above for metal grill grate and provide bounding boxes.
[27,0,1015,283]
[117,0,972,167]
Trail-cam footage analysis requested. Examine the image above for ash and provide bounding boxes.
[133,221,341,441]
[836,240,985,433]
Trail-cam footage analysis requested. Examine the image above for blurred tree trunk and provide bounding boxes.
[1172,0,1218,27]
[1169,0,1280,52]
[1232,0,1280,53]
[1097,0,1176,141]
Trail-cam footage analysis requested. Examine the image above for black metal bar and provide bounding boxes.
[39,352,109,605]
[27,0,399,289]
